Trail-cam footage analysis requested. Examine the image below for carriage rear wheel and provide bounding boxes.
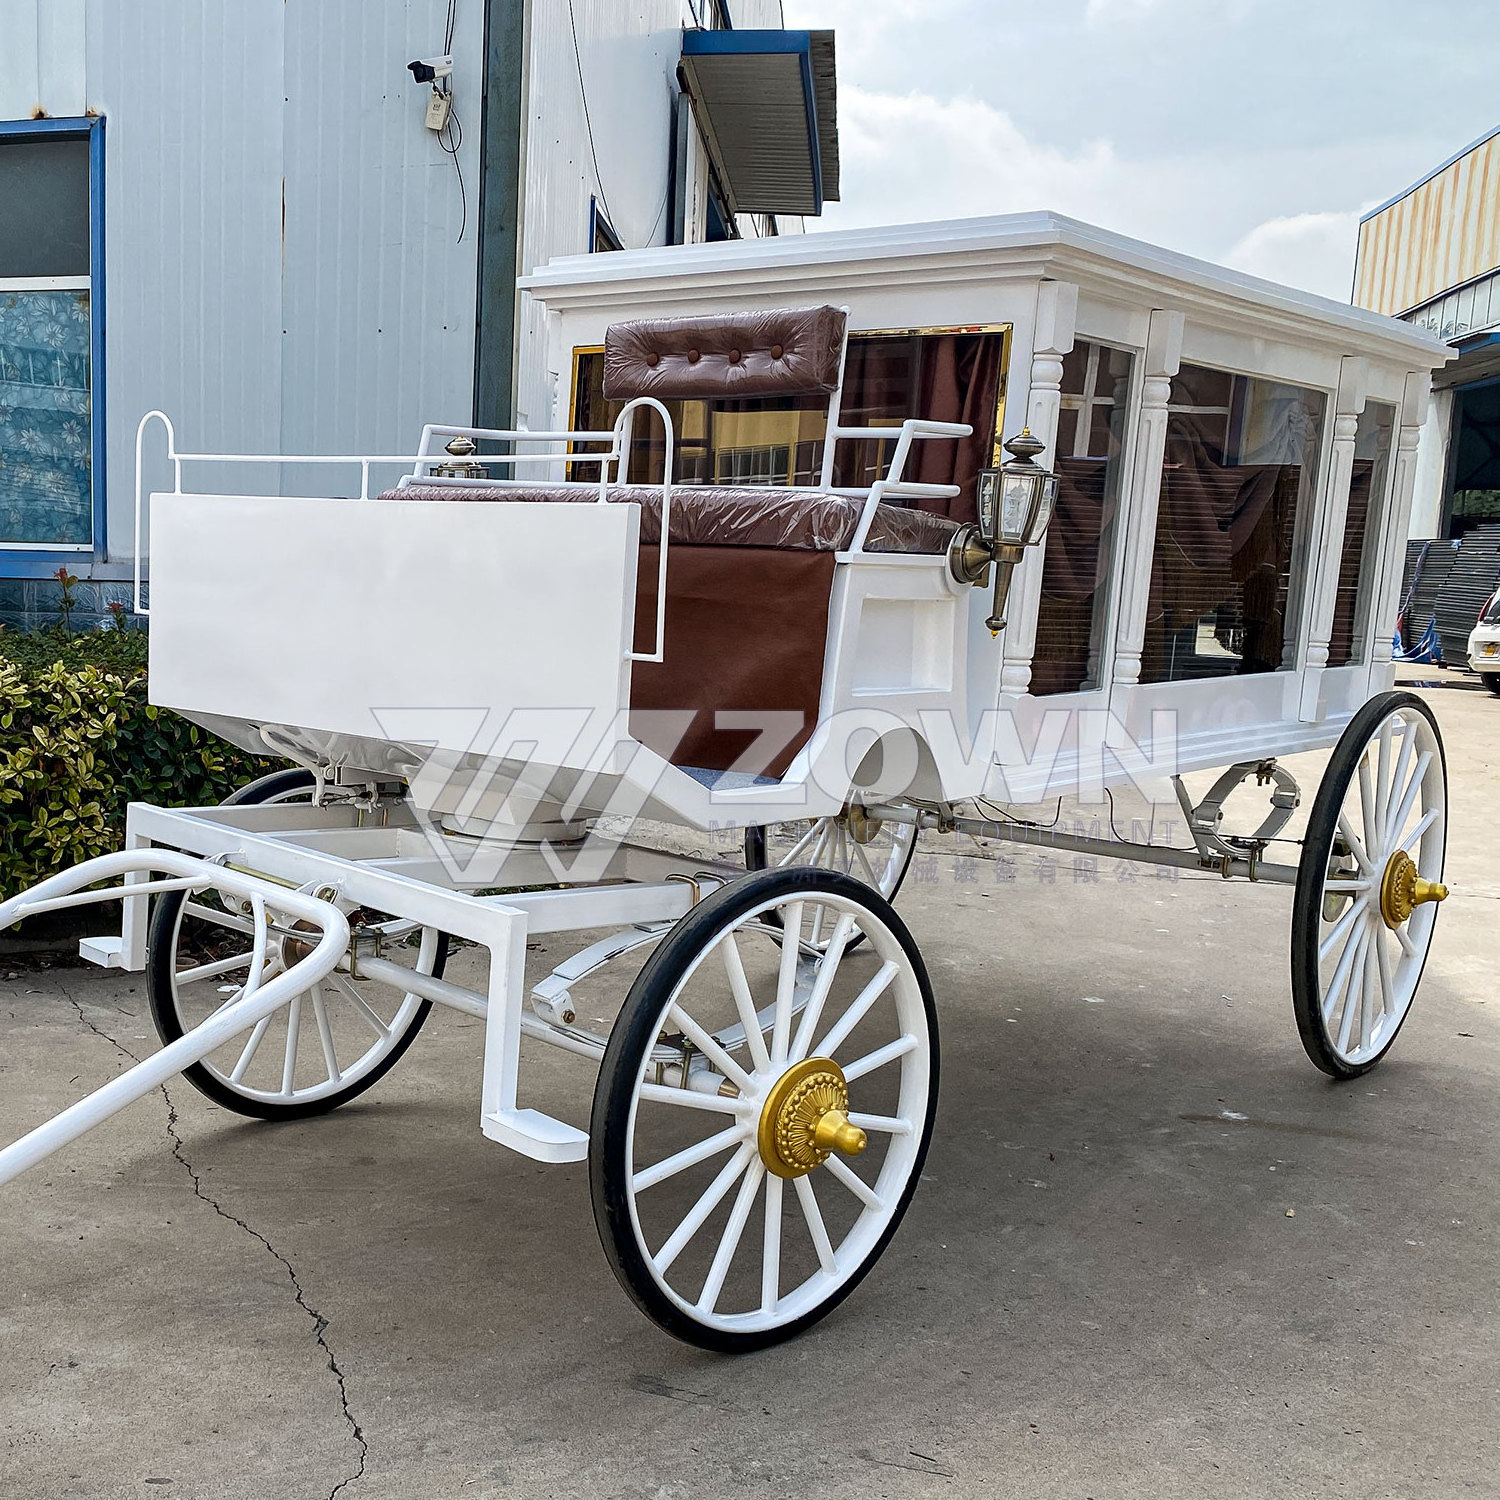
[1481,672,1500,698]
[1292,691,1448,1078]
[590,867,938,1352]
[744,805,917,951]
[147,768,445,1119]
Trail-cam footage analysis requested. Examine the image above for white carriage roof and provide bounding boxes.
[520,210,1452,367]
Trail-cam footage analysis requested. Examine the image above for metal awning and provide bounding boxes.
[679,29,839,218]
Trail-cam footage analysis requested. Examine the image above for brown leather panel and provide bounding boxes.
[381,482,959,555]
[601,306,847,401]
[629,545,834,775]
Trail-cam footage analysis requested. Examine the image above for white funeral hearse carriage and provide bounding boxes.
[0,213,1454,1350]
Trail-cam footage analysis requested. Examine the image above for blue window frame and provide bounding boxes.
[0,115,106,578]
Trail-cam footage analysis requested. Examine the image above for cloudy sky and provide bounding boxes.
[782,0,1500,301]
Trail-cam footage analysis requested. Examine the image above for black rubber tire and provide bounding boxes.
[589,866,939,1353]
[1291,691,1446,1079]
[1481,672,1500,698]
[743,815,917,952]
[147,768,443,1120]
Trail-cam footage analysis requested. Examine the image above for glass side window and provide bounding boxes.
[1327,401,1395,668]
[571,328,1009,524]
[0,135,93,550]
[1140,363,1327,684]
[1031,340,1134,696]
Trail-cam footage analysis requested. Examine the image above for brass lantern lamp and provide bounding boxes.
[948,427,1059,634]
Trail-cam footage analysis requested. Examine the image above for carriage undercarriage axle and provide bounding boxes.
[866,802,1301,885]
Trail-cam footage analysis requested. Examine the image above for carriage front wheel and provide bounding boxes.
[1292,690,1449,1078]
[590,867,938,1351]
[147,768,445,1119]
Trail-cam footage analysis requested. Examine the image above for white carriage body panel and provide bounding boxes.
[523,212,1453,804]
[148,494,639,764]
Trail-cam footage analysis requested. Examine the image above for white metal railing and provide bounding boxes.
[131,400,675,663]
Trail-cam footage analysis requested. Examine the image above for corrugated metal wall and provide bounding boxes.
[0,0,86,117]
[86,1,288,536]
[1354,128,1500,318]
[279,3,482,470]
[4,0,482,561]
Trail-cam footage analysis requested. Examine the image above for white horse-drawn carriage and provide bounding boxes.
[0,214,1453,1350]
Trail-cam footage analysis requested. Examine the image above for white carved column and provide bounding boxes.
[999,280,1077,698]
[1298,356,1368,721]
[1111,309,1184,688]
[1370,372,1431,673]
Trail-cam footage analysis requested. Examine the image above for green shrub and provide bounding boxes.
[0,629,281,899]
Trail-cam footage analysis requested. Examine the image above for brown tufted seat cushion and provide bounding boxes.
[381,483,958,555]
[601,306,847,402]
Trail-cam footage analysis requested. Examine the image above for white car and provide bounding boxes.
[1470,582,1500,695]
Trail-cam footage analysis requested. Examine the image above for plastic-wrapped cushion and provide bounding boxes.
[601,306,847,402]
[380,482,959,555]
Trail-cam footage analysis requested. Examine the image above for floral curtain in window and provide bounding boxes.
[0,290,92,546]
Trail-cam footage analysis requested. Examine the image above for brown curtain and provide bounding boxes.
[907,334,1006,522]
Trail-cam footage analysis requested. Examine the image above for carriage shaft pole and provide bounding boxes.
[0,852,350,1188]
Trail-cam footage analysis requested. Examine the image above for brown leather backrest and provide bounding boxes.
[602,305,847,401]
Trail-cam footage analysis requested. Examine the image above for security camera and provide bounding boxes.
[407,54,453,84]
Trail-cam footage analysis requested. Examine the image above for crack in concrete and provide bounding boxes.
[57,980,368,1499]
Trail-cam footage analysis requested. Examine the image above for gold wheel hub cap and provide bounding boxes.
[757,1057,867,1179]
[1379,848,1448,929]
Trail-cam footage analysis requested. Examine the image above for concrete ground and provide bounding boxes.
[2,669,1497,1499]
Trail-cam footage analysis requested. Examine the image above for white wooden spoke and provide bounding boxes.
[806,823,831,869]
[779,820,825,867]
[176,950,256,985]
[761,1174,783,1315]
[330,971,393,1040]
[1322,916,1369,1025]
[1335,927,1371,1053]
[184,901,256,937]
[310,983,342,1085]
[652,1144,754,1276]
[1385,752,1433,849]
[793,1172,838,1276]
[1319,894,1370,963]
[808,891,828,950]
[847,1111,913,1136]
[230,1015,273,1083]
[636,1082,744,1116]
[1358,754,1380,868]
[1337,813,1374,876]
[1383,726,1416,844]
[280,994,303,1096]
[789,914,856,1061]
[666,1004,755,1095]
[771,901,804,1068]
[1396,807,1439,857]
[817,959,899,1058]
[823,1153,883,1213]
[633,1124,744,1194]
[1374,717,1394,840]
[1393,923,1418,959]
[697,1161,766,1313]
[1357,925,1376,1053]
[1374,919,1397,1020]
[843,1032,919,1083]
[851,836,879,887]
[718,932,771,1074]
